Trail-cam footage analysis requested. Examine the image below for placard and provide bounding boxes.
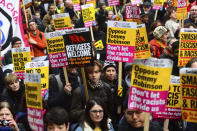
[128,58,173,112]
[178,28,197,67]
[24,0,32,8]
[52,13,72,30]
[152,0,164,10]
[106,21,137,62]
[12,47,31,79]
[107,0,120,6]
[180,68,197,123]
[72,0,81,11]
[94,40,104,50]
[177,0,188,20]
[81,4,95,27]
[125,5,140,20]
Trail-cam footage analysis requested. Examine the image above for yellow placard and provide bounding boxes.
[25,82,42,109]
[134,26,151,59]
[176,0,188,20]
[60,6,65,13]
[153,0,164,6]
[94,40,104,49]
[53,16,72,30]
[178,32,197,67]
[107,27,136,46]
[180,74,197,123]
[25,67,49,91]
[82,5,95,23]
[72,0,80,4]
[86,0,96,8]
[46,36,65,54]
[131,64,172,91]
[167,84,181,108]
[12,52,31,72]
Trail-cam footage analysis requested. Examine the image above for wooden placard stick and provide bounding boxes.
[117,62,122,114]
[163,119,169,131]
[182,14,184,28]
[154,10,158,21]
[63,67,69,84]
[81,67,89,102]
[74,11,80,19]
[114,5,118,15]
[143,113,150,131]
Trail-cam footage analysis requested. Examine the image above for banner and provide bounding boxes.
[106,21,137,63]
[180,68,197,123]
[25,73,43,131]
[52,13,72,30]
[0,0,26,57]
[24,0,32,8]
[178,28,197,67]
[81,4,95,27]
[128,58,173,112]
[63,28,93,66]
[25,61,49,97]
[135,24,151,59]
[107,0,120,6]
[153,76,181,119]
[125,5,140,22]
[45,32,68,68]
[12,47,31,79]
[72,0,81,11]
[152,0,164,10]
[177,0,188,20]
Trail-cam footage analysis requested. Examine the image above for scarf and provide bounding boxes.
[88,79,103,89]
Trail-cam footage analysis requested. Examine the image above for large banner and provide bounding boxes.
[178,28,197,67]
[106,21,137,63]
[0,0,26,56]
[135,24,151,59]
[12,47,31,79]
[153,76,181,119]
[24,73,44,131]
[128,58,173,112]
[180,68,197,123]
[25,61,49,98]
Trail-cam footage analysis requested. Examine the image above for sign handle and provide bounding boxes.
[74,11,80,19]
[164,119,169,131]
[154,10,158,21]
[117,62,122,114]
[90,26,95,42]
[63,67,69,84]
[144,113,150,131]
[114,5,118,15]
[81,67,89,102]
[182,14,184,28]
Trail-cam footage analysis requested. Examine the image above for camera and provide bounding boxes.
[0,120,9,127]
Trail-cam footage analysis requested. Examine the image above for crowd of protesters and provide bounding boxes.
[0,0,197,130]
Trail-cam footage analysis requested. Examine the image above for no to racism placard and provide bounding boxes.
[178,28,197,67]
[128,58,173,112]
[45,32,68,68]
[106,21,137,62]
[24,73,43,131]
[153,76,181,119]
[52,13,72,30]
[25,61,49,97]
[135,24,151,59]
[12,47,31,79]
[81,4,95,27]
[180,68,197,123]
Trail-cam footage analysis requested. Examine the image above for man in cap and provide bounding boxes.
[149,26,169,58]
[2,37,22,65]
[25,19,46,57]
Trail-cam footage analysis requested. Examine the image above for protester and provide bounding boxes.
[184,5,197,26]
[148,20,163,41]
[43,4,56,29]
[149,26,169,58]
[34,11,45,32]
[2,37,22,66]
[45,107,70,131]
[73,97,114,131]
[25,19,47,57]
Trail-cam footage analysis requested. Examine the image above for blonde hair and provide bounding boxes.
[4,73,19,86]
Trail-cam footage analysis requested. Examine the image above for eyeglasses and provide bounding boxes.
[90,110,104,114]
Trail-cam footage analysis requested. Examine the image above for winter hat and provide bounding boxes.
[153,26,168,39]
[103,60,116,71]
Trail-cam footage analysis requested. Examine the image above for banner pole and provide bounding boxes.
[164,119,169,131]
[144,113,150,131]
[81,67,89,102]
[114,5,118,15]
[117,62,122,114]
[63,67,69,84]
[154,10,158,21]
[90,26,94,41]
[182,14,184,28]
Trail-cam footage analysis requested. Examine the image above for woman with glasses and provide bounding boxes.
[73,97,114,131]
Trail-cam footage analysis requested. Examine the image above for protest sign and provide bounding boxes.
[72,0,81,11]
[86,0,96,8]
[128,58,173,112]
[24,0,32,8]
[25,61,49,97]
[81,4,95,27]
[12,47,31,79]
[177,0,188,20]
[94,40,104,50]
[106,21,137,63]
[45,32,68,68]
[52,13,72,30]
[63,28,93,66]
[152,0,164,10]
[135,24,151,59]
[180,68,197,123]
[153,76,181,119]
[107,0,120,6]
[178,28,197,67]
[60,3,65,13]
[25,73,43,131]
[130,0,142,5]
[125,5,140,22]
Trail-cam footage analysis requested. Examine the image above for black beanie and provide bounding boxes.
[11,37,21,47]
